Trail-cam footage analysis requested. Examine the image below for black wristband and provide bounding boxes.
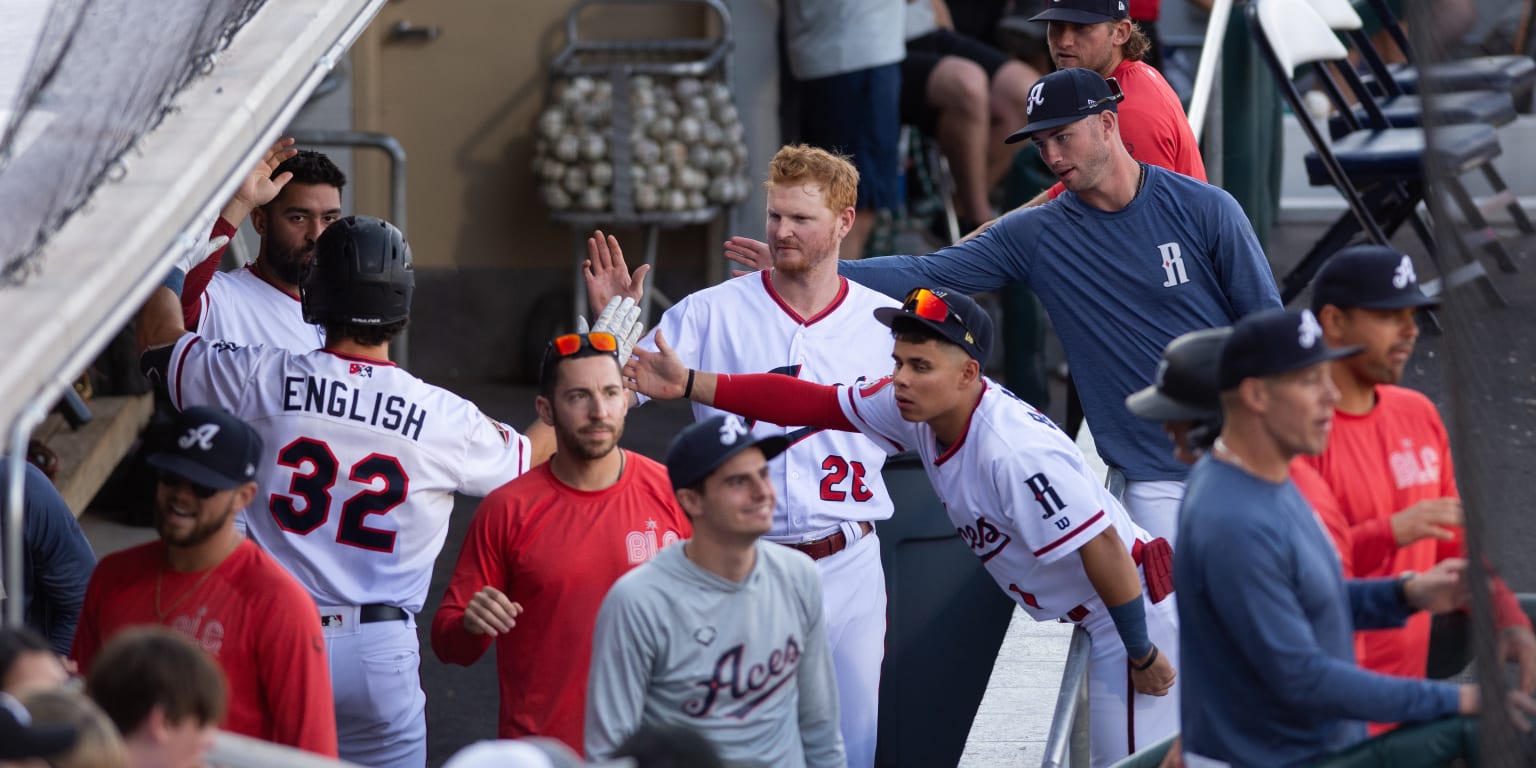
[1131,646,1160,672]
[683,369,696,399]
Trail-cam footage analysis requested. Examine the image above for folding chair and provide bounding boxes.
[1249,0,1506,307]
[1355,0,1536,104]
[1306,0,1536,239]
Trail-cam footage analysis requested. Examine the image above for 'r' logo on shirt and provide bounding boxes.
[1026,473,1067,519]
[1159,242,1189,287]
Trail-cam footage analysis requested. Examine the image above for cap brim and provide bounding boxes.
[1355,292,1441,311]
[1004,114,1091,144]
[146,453,245,491]
[1028,8,1120,23]
[1125,386,1221,423]
[673,434,792,490]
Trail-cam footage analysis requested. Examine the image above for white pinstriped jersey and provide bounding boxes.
[836,376,1148,621]
[197,267,325,352]
[640,271,901,539]
[162,333,531,613]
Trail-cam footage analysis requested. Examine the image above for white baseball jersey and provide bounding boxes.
[159,333,531,613]
[642,271,900,539]
[836,375,1150,620]
[197,267,325,352]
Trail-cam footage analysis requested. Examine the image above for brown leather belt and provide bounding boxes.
[781,521,874,561]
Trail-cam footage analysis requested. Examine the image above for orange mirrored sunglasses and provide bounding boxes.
[550,331,618,358]
[903,288,971,334]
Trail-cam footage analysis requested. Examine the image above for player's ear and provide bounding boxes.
[1109,19,1132,46]
[1238,377,1269,413]
[1316,304,1348,343]
[249,205,269,236]
[233,482,258,509]
[534,396,555,427]
[675,488,702,519]
[837,207,856,240]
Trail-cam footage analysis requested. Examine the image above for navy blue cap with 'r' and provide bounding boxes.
[147,406,263,491]
[1005,68,1122,143]
[666,415,791,491]
[1218,309,1363,391]
[1310,244,1440,314]
[1029,0,1129,25]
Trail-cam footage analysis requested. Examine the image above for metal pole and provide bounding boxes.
[1186,0,1234,144]
[4,400,48,627]
[1041,626,1093,768]
[286,129,410,367]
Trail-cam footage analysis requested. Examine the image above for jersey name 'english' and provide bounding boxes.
[282,375,427,441]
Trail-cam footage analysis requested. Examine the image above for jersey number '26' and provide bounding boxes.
[820,455,873,502]
[269,437,408,552]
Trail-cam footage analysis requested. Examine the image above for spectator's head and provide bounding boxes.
[86,628,224,768]
[251,150,345,287]
[666,416,787,539]
[1218,309,1361,458]
[1029,0,1151,74]
[537,332,628,461]
[301,215,413,348]
[1126,327,1232,464]
[614,722,724,767]
[873,287,994,423]
[763,144,859,275]
[0,628,67,697]
[1310,244,1437,389]
[0,691,76,767]
[21,688,127,768]
[1004,68,1124,195]
[146,406,260,553]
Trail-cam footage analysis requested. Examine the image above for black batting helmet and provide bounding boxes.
[301,215,414,325]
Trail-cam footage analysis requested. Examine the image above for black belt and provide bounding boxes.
[321,604,408,627]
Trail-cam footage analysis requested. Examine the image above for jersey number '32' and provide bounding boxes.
[269,437,409,553]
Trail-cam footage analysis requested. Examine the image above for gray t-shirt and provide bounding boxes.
[585,541,845,767]
[783,0,904,81]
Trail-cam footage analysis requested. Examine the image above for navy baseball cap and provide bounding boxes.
[0,695,77,760]
[1005,68,1123,143]
[1029,0,1129,24]
[1219,309,1363,391]
[1310,245,1440,313]
[147,406,263,491]
[666,415,790,491]
[1126,327,1232,422]
[874,287,994,366]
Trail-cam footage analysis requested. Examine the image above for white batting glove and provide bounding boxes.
[590,296,644,362]
[176,235,230,274]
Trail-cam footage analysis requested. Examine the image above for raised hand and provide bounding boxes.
[623,329,689,400]
[723,236,771,277]
[585,229,649,316]
[223,137,298,224]
[462,585,523,636]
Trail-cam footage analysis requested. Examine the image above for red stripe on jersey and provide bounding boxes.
[933,381,987,467]
[1032,510,1106,557]
[844,384,906,453]
[173,336,199,409]
[321,349,398,368]
[759,270,849,326]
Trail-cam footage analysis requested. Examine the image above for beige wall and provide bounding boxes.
[350,1,712,271]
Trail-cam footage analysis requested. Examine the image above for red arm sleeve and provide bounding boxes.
[430,495,507,666]
[712,374,857,432]
[260,590,339,756]
[182,217,238,330]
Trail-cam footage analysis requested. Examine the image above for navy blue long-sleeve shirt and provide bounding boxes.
[1176,456,1460,767]
[1,459,97,654]
[838,166,1282,481]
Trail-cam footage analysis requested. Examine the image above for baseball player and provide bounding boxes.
[724,68,1281,549]
[135,215,533,767]
[70,405,337,756]
[585,415,845,767]
[179,139,338,351]
[431,328,690,754]
[626,288,1179,767]
[585,144,899,767]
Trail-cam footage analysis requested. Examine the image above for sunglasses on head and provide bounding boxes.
[158,470,219,499]
[549,331,619,359]
[1080,76,1125,113]
[903,288,974,337]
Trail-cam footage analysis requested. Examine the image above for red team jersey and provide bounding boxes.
[71,539,337,756]
[1048,59,1206,200]
[431,452,691,754]
[1297,385,1530,684]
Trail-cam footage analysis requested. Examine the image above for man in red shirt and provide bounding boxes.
[70,406,337,756]
[431,331,691,755]
[1299,245,1536,715]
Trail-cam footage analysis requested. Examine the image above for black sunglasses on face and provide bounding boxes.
[158,470,219,499]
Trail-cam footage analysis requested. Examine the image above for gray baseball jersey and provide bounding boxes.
[585,541,845,767]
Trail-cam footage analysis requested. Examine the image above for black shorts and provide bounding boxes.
[899,29,1014,135]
